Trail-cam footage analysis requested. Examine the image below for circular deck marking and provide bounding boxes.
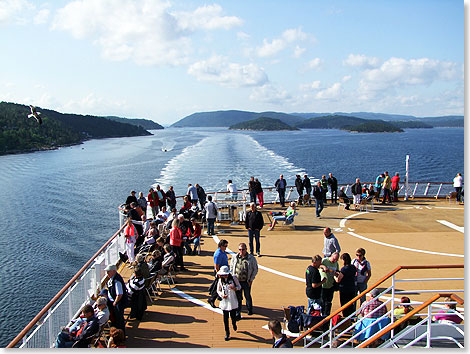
[339,212,464,258]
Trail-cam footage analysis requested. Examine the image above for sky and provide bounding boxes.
[0,0,464,125]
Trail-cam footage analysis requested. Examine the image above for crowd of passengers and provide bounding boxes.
[54,174,462,348]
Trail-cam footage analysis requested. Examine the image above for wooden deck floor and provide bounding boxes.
[120,198,464,348]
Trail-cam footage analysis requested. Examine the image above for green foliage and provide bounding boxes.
[105,116,164,130]
[343,120,403,133]
[229,117,299,131]
[392,120,433,129]
[296,115,403,132]
[0,102,152,155]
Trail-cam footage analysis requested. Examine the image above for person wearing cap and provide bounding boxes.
[65,296,109,336]
[360,288,387,318]
[231,242,258,317]
[216,265,241,341]
[268,319,293,348]
[305,255,326,314]
[55,304,99,348]
[105,264,127,332]
[208,239,229,308]
[125,190,138,208]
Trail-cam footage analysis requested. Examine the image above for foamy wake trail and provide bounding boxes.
[154,131,306,193]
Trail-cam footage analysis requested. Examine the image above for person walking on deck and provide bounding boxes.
[208,239,229,308]
[231,242,258,317]
[322,227,341,258]
[216,265,241,341]
[275,174,287,207]
[245,202,264,257]
[312,181,324,217]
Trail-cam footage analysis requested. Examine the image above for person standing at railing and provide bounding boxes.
[275,174,287,207]
[204,195,218,236]
[248,176,257,204]
[187,183,198,205]
[137,192,147,217]
[374,174,384,202]
[227,180,238,200]
[303,174,312,206]
[124,218,137,263]
[254,178,264,208]
[104,264,128,334]
[453,173,463,202]
[295,175,304,205]
[328,173,338,204]
[147,188,159,218]
[320,175,328,204]
[391,173,400,202]
[196,183,206,209]
[166,186,176,209]
[382,171,392,204]
[352,248,371,305]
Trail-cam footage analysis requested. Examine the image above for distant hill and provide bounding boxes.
[229,117,299,131]
[105,116,164,130]
[0,102,152,155]
[295,115,403,132]
[392,120,433,129]
[171,110,305,127]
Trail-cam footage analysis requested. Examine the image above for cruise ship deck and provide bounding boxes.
[119,198,464,348]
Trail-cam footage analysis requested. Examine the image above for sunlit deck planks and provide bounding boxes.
[120,198,464,348]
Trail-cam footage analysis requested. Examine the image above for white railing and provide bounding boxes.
[9,227,126,348]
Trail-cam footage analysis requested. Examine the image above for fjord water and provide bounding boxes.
[0,127,463,346]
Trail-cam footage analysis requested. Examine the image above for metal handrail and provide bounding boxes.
[6,223,126,348]
[291,264,464,346]
[358,293,464,348]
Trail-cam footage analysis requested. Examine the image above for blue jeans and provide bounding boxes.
[357,282,368,305]
[315,198,324,217]
[207,218,215,235]
[248,229,260,254]
[55,332,74,348]
[184,237,200,254]
[236,280,253,315]
[250,191,257,203]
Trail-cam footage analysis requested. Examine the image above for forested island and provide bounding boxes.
[229,117,299,131]
[0,102,158,155]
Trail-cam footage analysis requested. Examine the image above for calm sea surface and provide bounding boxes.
[0,127,463,346]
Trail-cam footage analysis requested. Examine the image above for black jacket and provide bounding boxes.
[303,177,312,191]
[295,177,304,192]
[275,178,287,191]
[245,210,264,230]
[312,185,323,199]
[351,183,362,195]
[328,176,338,189]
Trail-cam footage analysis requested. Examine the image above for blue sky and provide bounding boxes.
[0,0,464,125]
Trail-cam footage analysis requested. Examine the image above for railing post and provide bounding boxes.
[391,274,396,339]
[286,187,293,201]
[426,305,432,347]
[345,184,350,194]
[424,183,430,196]
[435,183,443,199]
[47,309,53,348]
[412,183,418,198]
[329,318,333,347]
[67,288,73,322]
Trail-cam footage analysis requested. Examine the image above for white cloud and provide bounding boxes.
[33,8,49,24]
[256,27,311,57]
[315,82,342,99]
[307,57,322,69]
[300,80,321,91]
[342,75,352,82]
[60,92,128,115]
[237,31,250,40]
[343,53,380,68]
[0,0,34,24]
[175,4,243,31]
[188,56,268,88]
[51,0,241,66]
[293,45,306,58]
[249,83,291,104]
[359,57,462,95]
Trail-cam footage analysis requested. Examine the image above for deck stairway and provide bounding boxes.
[292,265,464,348]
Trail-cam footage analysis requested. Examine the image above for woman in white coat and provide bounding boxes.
[216,265,241,341]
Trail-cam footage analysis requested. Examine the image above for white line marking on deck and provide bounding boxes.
[436,220,464,233]
[171,287,223,314]
[435,207,463,210]
[346,231,463,258]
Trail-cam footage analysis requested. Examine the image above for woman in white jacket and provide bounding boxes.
[216,265,241,341]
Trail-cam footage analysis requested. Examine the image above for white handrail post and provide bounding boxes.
[345,184,350,194]
[404,155,409,201]
[391,274,396,339]
[286,187,293,201]
[329,318,333,347]
[424,183,430,196]
[426,305,432,347]
[47,309,53,348]
[435,183,443,199]
[412,183,418,198]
